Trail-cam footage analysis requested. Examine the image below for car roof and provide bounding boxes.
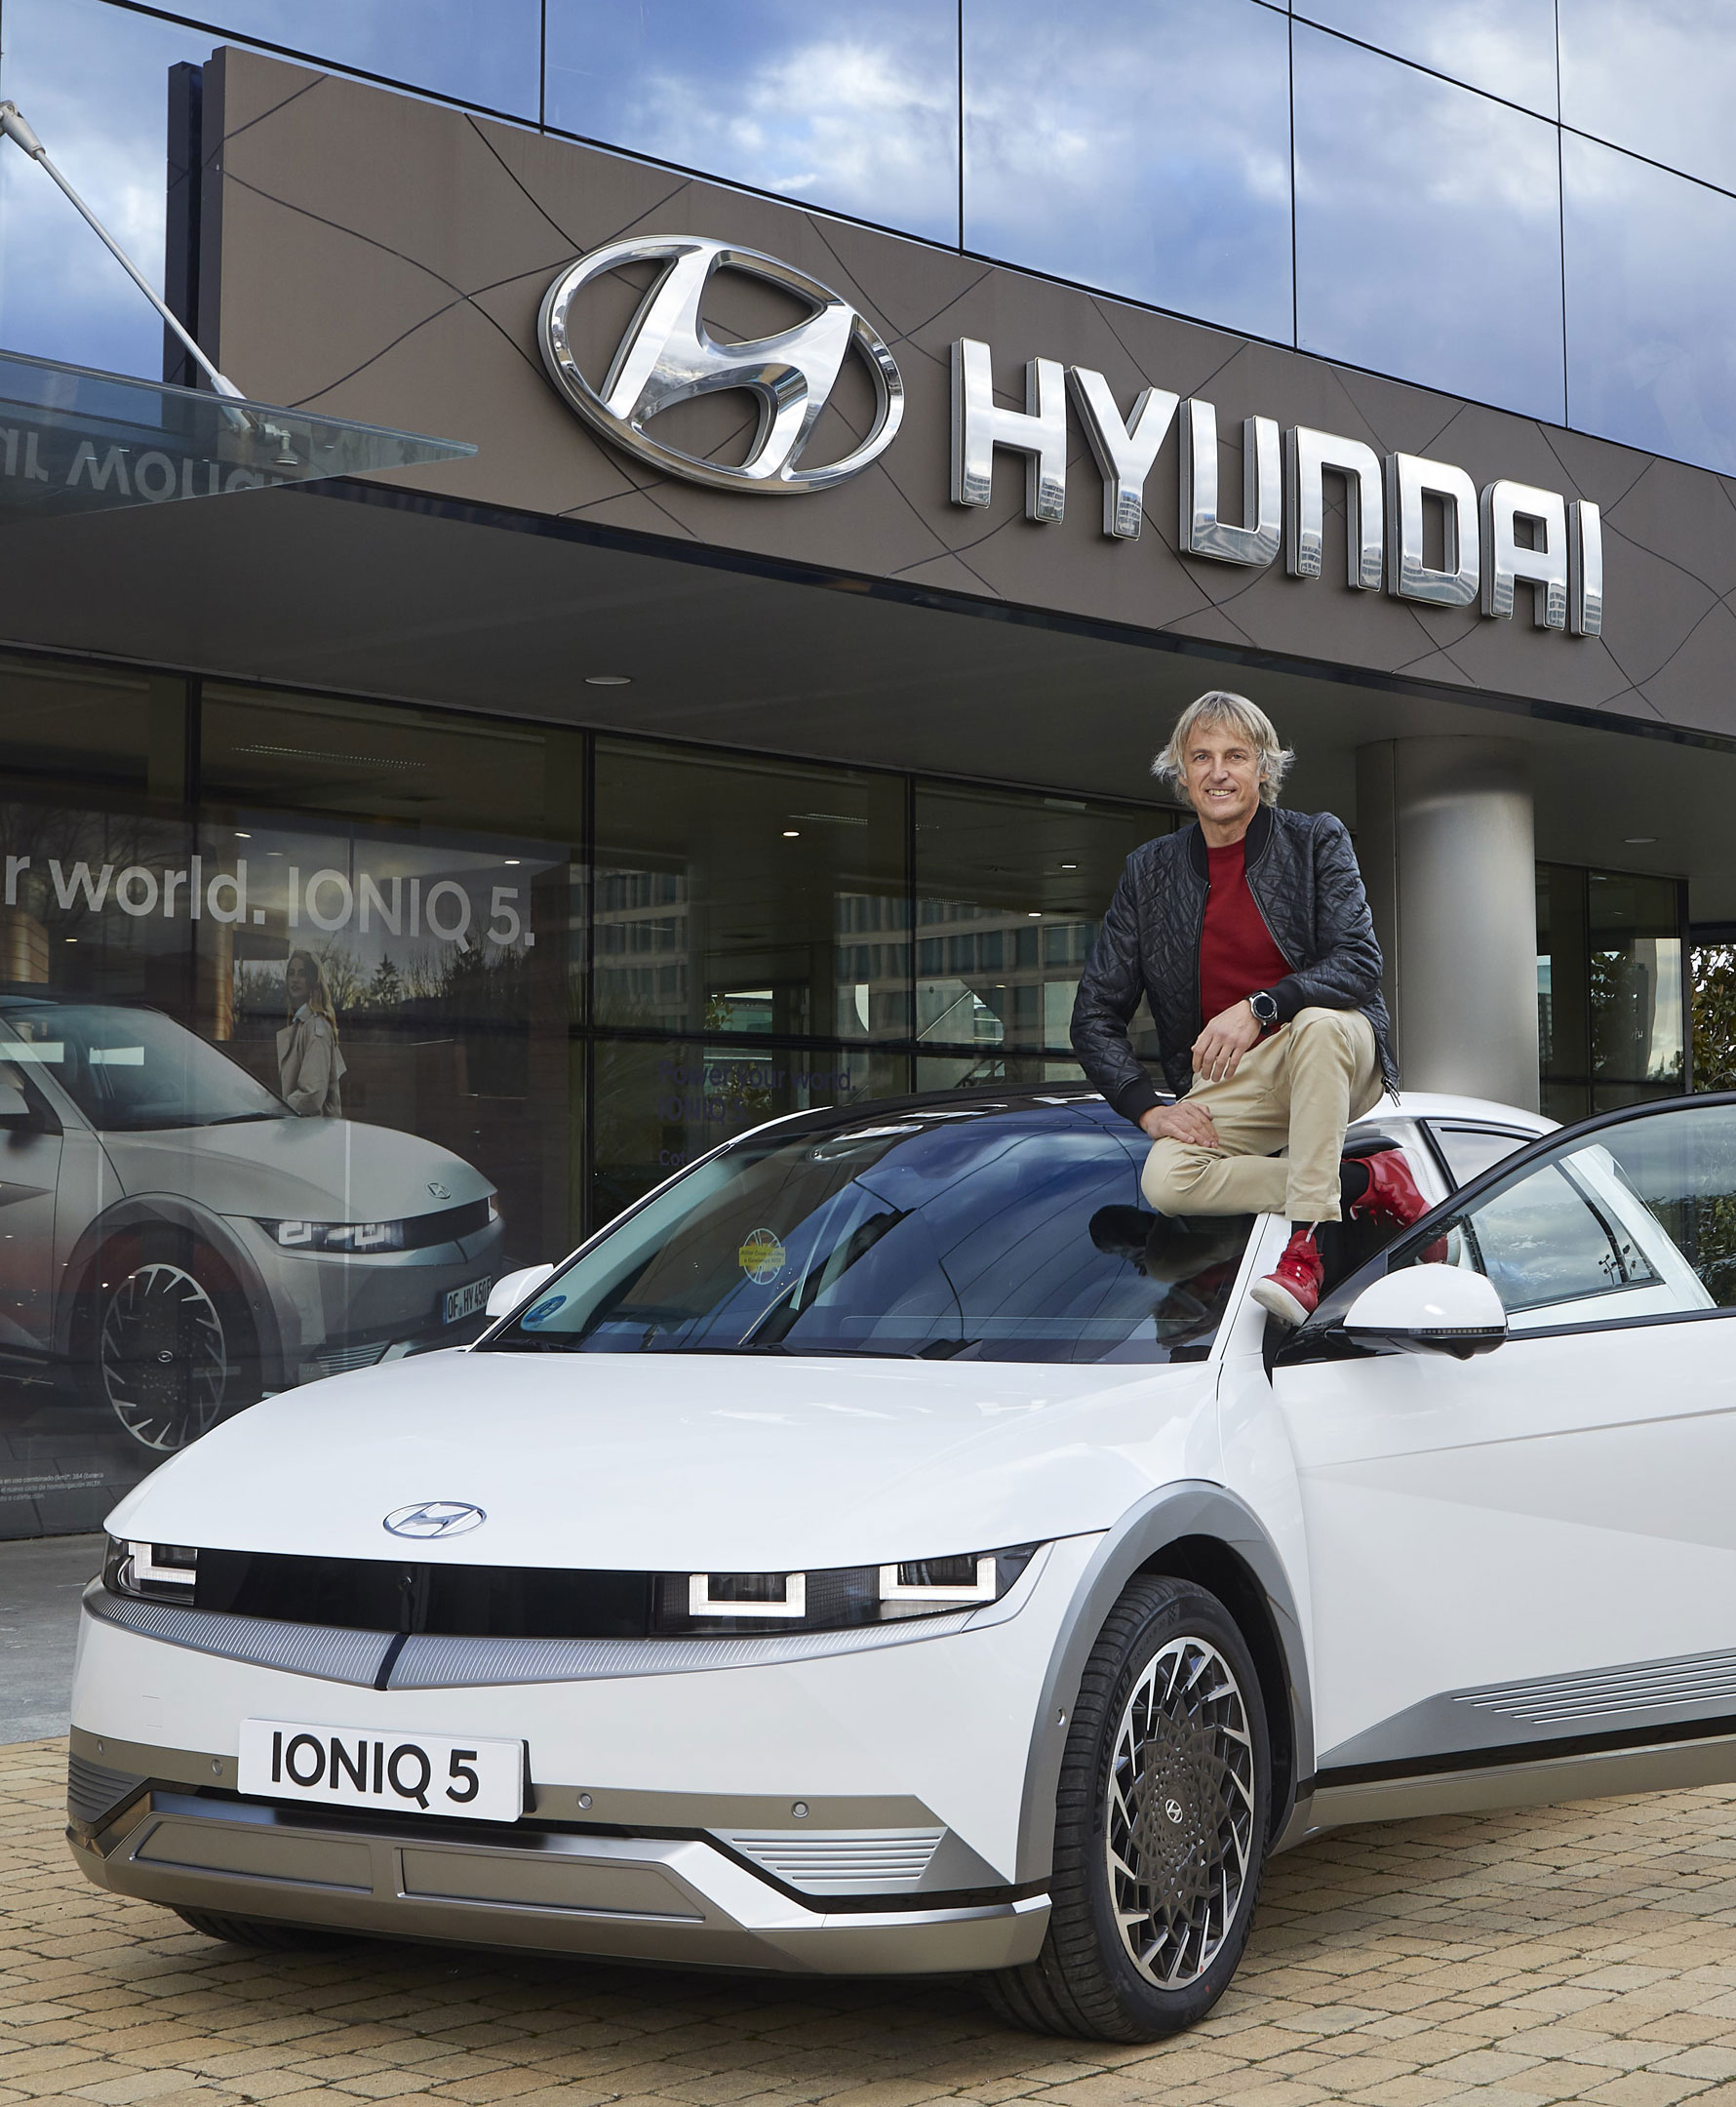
[1372,1092,1554,1133]
[745,1081,1553,1147]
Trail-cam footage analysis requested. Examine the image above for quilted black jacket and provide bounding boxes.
[1071,802,1397,1123]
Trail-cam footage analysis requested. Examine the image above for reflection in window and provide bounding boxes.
[1600,1103,1736,1308]
[1295,1,1558,117]
[160,0,541,116]
[1453,1161,1656,1314]
[497,1100,1252,1364]
[1538,862,1686,1121]
[595,742,906,1044]
[0,0,217,379]
[1563,135,1736,476]
[1560,0,1736,196]
[544,0,961,243]
[1293,25,1565,422]
[963,0,1292,344]
[592,1036,905,1224]
[914,784,1169,1057]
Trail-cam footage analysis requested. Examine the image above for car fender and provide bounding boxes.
[55,1195,284,1383]
[1014,1481,1314,1885]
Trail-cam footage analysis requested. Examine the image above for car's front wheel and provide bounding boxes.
[83,1230,257,1451]
[985,1574,1271,2041]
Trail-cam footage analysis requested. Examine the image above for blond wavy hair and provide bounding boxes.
[1152,691,1294,808]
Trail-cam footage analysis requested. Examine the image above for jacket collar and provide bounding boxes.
[1184,799,1274,879]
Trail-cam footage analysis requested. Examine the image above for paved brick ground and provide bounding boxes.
[8,1737,1736,2107]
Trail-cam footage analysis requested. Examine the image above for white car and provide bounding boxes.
[64,1082,1736,2039]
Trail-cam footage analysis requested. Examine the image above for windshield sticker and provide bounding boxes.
[521,1294,567,1328]
[737,1228,787,1286]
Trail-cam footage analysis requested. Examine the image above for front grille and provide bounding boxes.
[151,1544,1033,1643]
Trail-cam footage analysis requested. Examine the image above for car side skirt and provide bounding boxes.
[1306,1719,1736,1831]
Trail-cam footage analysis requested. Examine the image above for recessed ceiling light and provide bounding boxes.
[504,857,521,865]
[1624,835,1656,844]
[782,829,800,838]
[235,830,251,839]
[1060,862,1079,870]
[1027,910,1042,918]
[584,673,632,687]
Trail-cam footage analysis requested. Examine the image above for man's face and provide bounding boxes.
[1181,719,1263,834]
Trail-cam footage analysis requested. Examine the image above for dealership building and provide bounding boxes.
[1,0,1733,1531]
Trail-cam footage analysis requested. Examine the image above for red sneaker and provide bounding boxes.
[1351,1148,1447,1263]
[1251,1228,1323,1328]
[1349,1147,1430,1230]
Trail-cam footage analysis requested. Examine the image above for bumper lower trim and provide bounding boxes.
[74,1789,1048,1976]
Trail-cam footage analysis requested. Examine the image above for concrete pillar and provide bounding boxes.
[1356,737,1539,1111]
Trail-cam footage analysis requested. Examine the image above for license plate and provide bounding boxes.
[443,1276,492,1324]
[238,1720,524,1823]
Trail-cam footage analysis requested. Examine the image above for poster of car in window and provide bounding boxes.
[0,798,576,1534]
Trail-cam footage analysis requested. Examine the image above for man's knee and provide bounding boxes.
[1288,1006,1372,1066]
[1142,1138,1212,1214]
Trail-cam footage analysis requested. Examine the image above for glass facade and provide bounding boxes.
[0,646,1171,1534]
[962,0,1293,345]
[9,1,1736,476]
[1292,26,1565,425]
[1537,863,1689,1122]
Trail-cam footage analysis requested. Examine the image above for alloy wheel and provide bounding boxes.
[1105,1633,1256,1987]
[99,1260,228,1451]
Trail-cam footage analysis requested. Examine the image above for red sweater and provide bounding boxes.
[1201,838,1289,1024]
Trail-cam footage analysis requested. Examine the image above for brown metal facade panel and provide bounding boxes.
[201,48,1735,740]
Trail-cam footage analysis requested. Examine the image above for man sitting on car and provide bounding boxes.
[1071,690,1430,1327]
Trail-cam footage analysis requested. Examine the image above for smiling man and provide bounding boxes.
[1071,691,1429,1325]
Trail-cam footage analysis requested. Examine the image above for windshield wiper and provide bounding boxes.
[201,1111,290,1126]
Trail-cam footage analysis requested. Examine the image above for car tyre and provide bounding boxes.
[172,1906,351,1950]
[82,1228,259,1452]
[984,1574,1271,2041]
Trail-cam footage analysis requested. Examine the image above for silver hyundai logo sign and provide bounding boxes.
[538,234,904,495]
[426,1180,452,1200]
[383,1500,486,1540]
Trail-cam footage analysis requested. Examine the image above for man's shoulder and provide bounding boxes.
[1271,806,1349,847]
[1125,826,1190,872]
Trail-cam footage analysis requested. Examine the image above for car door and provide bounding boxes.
[1271,1094,1736,1798]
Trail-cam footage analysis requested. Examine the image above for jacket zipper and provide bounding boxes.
[1243,837,1297,975]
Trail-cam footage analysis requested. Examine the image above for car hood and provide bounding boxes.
[102,1116,493,1219]
[106,1350,1217,1570]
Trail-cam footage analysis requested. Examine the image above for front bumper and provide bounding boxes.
[68,1747,1047,1975]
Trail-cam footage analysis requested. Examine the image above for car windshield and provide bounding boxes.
[0,1001,290,1132]
[486,1098,1253,1365]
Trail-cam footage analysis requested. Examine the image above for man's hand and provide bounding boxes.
[1138,1099,1219,1148]
[1191,999,1263,1084]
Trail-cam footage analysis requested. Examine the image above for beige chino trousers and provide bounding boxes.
[1141,1006,1384,1224]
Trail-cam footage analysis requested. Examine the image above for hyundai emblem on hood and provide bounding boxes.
[427,1180,452,1200]
[383,1500,486,1539]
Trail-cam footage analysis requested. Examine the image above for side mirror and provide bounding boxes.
[485,1262,557,1321]
[0,1082,28,1122]
[1342,1264,1507,1359]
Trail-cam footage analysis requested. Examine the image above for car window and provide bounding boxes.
[1381,1100,1736,1331]
[0,1002,289,1132]
[485,1104,1255,1366]
[1450,1161,1659,1315]
[1427,1122,1534,1187]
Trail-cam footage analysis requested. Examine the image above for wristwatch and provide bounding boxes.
[1248,989,1280,1028]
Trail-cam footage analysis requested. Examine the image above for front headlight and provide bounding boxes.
[259,1217,408,1252]
[103,1536,197,1601]
[666,1544,1039,1635]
